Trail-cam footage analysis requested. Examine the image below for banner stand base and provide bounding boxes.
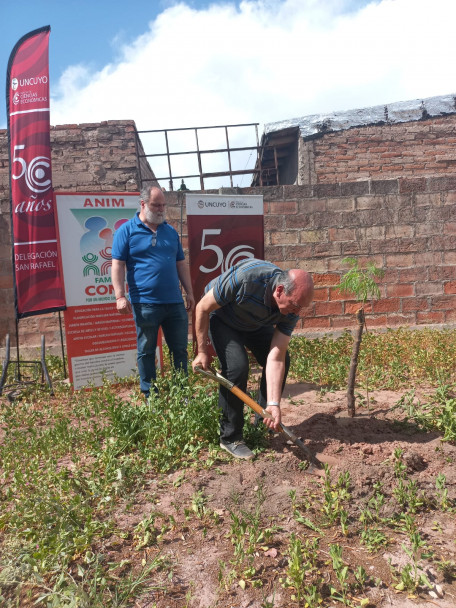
[0,334,54,400]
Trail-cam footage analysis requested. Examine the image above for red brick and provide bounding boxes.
[444,281,456,294]
[284,215,312,229]
[298,199,326,213]
[429,266,456,281]
[384,313,416,326]
[402,297,428,312]
[329,287,346,301]
[416,311,445,324]
[271,231,299,245]
[313,287,329,301]
[444,223,456,234]
[265,216,285,230]
[342,302,364,315]
[302,317,330,329]
[329,227,356,241]
[431,295,455,310]
[314,301,343,316]
[444,309,456,323]
[372,299,400,313]
[312,273,340,286]
[444,251,456,264]
[331,316,359,329]
[398,268,424,282]
[386,284,414,297]
[415,282,443,296]
[385,253,414,268]
[0,275,13,289]
[382,269,400,283]
[268,201,298,214]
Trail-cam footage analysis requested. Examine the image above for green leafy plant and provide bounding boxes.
[338,257,384,416]
[282,533,320,602]
[396,381,456,442]
[328,543,350,604]
[393,531,433,592]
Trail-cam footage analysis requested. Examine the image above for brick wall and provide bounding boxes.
[255,180,456,332]
[168,179,456,335]
[0,120,156,354]
[307,114,456,184]
[1,118,456,356]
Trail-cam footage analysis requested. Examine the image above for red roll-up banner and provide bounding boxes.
[186,193,264,356]
[6,26,65,318]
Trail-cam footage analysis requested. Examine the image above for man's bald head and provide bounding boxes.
[289,269,314,309]
[273,268,314,315]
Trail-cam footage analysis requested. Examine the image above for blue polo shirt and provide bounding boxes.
[207,258,299,336]
[112,213,185,304]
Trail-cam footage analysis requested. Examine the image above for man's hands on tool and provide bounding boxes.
[264,405,281,431]
[192,352,212,372]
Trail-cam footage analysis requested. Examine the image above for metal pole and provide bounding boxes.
[194,128,204,190]
[225,127,233,187]
[15,317,21,382]
[58,311,67,378]
[134,128,143,189]
[255,125,263,187]
[164,130,173,191]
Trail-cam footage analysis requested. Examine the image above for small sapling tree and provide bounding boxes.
[339,257,384,417]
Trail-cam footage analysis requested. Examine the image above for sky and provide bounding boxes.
[3,0,456,189]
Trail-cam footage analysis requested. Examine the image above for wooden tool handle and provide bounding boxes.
[230,385,274,419]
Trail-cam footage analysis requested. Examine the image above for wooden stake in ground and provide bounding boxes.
[347,308,365,417]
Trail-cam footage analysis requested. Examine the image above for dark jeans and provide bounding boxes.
[209,315,290,443]
[132,302,188,396]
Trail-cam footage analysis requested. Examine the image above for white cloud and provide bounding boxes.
[49,0,456,188]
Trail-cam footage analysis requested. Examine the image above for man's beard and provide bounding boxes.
[144,207,165,225]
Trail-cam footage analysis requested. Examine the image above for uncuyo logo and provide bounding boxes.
[197,200,204,209]
[11,78,18,91]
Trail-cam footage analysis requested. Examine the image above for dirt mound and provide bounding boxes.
[106,383,456,607]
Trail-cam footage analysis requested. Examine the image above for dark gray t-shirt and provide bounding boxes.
[206,258,299,336]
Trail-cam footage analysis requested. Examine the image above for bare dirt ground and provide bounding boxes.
[104,382,456,608]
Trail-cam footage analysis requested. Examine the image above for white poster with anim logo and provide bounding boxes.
[55,192,163,389]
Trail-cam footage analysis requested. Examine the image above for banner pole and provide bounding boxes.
[58,311,67,378]
[14,318,21,382]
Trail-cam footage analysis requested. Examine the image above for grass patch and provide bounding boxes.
[289,326,456,390]
[1,326,455,606]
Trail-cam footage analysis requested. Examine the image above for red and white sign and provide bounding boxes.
[186,194,264,353]
[54,192,162,390]
[7,26,65,317]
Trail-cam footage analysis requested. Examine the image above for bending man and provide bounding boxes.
[192,258,314,460]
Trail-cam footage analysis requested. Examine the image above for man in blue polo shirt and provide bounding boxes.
[192,258,314,460]
[112,184,195,398]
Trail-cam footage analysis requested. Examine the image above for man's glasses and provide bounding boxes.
[151,234,157,247]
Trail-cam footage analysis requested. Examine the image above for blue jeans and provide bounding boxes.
[209,315,290,444]
[132,302,188,396]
